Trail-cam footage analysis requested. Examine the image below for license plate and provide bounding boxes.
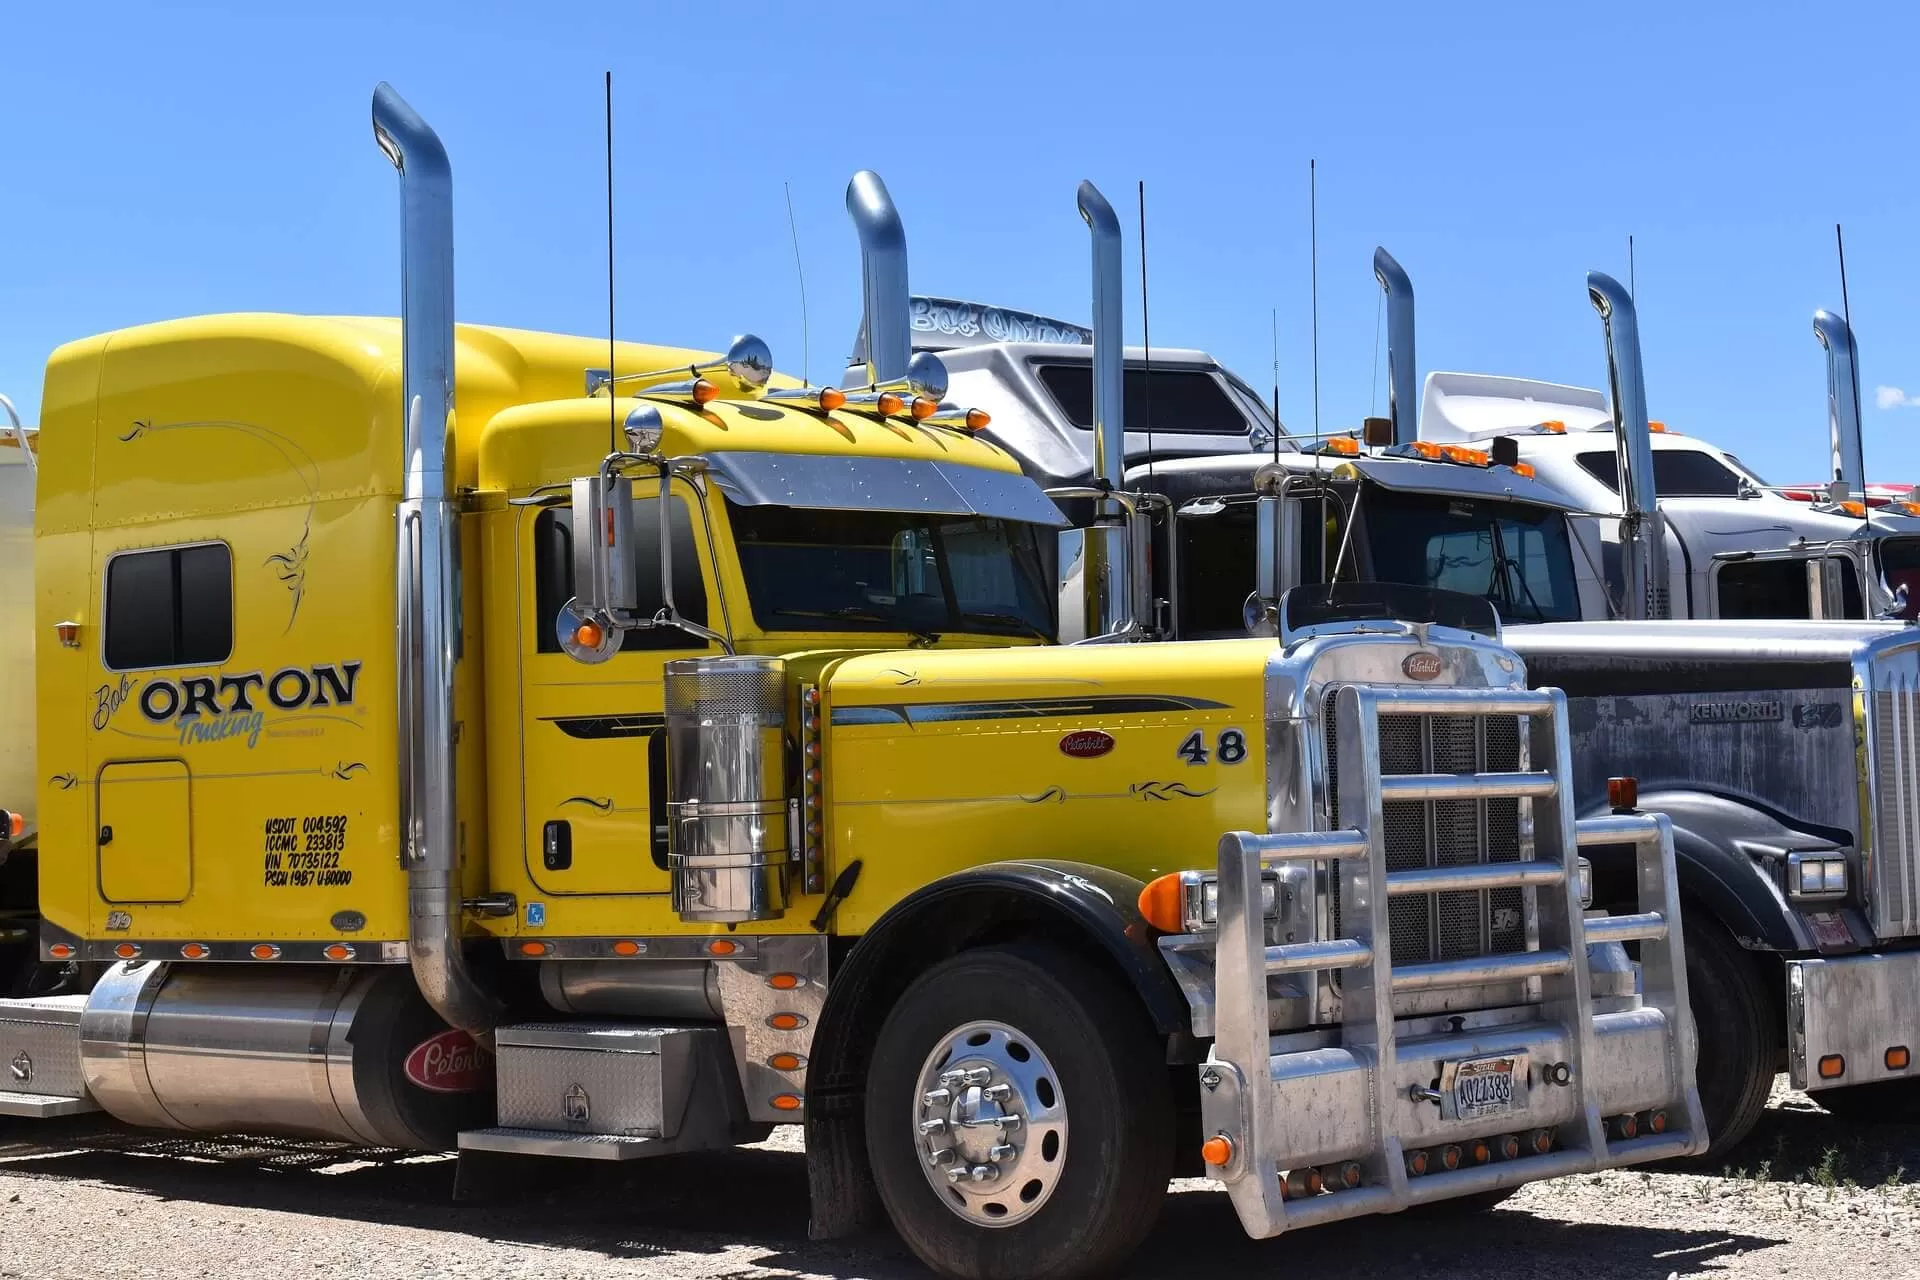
[1438,1052,1528,1121]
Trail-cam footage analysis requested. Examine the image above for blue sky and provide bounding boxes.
[5,1,1917,485]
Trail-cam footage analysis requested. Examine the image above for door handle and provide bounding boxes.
[97,825,113,847]
[543,820,572,871]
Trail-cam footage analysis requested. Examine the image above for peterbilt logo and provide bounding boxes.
[1059,730,1115,759]
[403,1029,492,1094]
[1401,652,1443,681]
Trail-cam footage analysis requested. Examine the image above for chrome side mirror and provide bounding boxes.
[1249,465,1297,632]
[562,473,635,663]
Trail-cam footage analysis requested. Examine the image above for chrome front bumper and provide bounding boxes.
[1789,949,1920,1091]
[1198,685,1705,1236]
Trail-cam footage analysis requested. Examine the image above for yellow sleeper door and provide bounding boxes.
[97,759,193,903]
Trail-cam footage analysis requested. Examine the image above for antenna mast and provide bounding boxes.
[785,181,810,387]
[1836,222,1853,325]
[1139,180,1152,479]
[1271,308,1280,464]
[605,71,618,454]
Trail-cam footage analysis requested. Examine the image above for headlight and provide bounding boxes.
[1787,851,1849,900]
[1185,872,1281,931]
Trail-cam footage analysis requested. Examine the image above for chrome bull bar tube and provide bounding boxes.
[1200,684,1703,1236]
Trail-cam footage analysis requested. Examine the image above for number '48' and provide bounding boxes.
[1178,729,1247,766]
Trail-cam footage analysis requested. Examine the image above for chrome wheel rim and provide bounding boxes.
[912,1019,1069,1228]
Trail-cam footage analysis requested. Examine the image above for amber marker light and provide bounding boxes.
[113,943,140,960]
[573,620,605,650]
[1539,420,1567,433]
[1647,420,1668,433]
[251,943,282,960]
[818,387,847,412]
[691,378,719,405]
[179,943,210,960]
[519,941,549,957]
[324,943,356,962]
[909,396,939,420]
[876,391,906,417]
[707,938,739,956]
[48,943,75,960]
[768,1052,806,1071]
[768,1012,807,1031]
[1889,1046,1912,1071]
[1512,461,1537,478]
[1325,436,1360,456]
[1137,873,1186,934]
[770,1094,804,1112]
[965,408,991,431]
[768,973,804,990]
[1819,1054,1846,1080]
[1409,440,1444,460]
[612,939,642,957]
[1200,1135,1234,1167]
[5,811,21,838]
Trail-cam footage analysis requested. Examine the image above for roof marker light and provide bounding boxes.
[909,396,940,421]
[818,387,847,412]
[691,378,719,406]
[876,391,906,417]
[1538,420,1567,433]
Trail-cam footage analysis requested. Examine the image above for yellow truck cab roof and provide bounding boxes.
[41,313,1026,524]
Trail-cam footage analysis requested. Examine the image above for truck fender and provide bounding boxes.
[1588,788,1833,952]
[803,859,1187,1240]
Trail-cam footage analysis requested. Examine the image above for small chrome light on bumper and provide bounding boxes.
[1787,851,1849,901]
[1576,856,1594,910]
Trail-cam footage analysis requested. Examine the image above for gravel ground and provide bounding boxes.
[2,1080,1914,1279]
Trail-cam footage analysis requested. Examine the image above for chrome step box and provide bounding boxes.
[458,1022,755,1166]
[0,995,99,1117]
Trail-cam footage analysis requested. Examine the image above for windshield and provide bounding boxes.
[1363,491,1582,624]
[728,502,1057,640]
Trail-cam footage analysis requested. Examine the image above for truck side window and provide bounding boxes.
[1717,556,1863,620]
[104,542,233,670]
[532,500,709,653]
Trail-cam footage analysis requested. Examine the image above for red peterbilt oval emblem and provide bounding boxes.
[404,1029,492,1094]
[1059,729,1115,759]
[1402,651,1443,681]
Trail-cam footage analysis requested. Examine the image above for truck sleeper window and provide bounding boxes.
[1576,449,1755,498]
[104,542,234,670]
[727,502,1056,640]
[532,501,708,653]
[1364,493,1581,624]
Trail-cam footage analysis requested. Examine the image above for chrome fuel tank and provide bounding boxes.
[80,962,491,1148]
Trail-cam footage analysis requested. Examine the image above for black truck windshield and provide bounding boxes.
[729,502,1057,640]
[1363,492,1582,623]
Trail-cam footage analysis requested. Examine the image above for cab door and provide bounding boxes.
[518,480,720,896]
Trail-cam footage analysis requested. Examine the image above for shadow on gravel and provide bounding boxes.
[1700,1093,1920,1189]
[1,1115,1776,1279]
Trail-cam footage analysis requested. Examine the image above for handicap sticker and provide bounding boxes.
[526,901,546,928]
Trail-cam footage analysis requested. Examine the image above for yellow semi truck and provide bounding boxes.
[0,84,1703,1280]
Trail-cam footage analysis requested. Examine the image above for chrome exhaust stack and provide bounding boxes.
[1812,309,1867,503]
[1072,179,1142,640]
[1587,271,1669,620]
[370,82,499,1038]
[846,170,911,386]
[1374,248,1418,446]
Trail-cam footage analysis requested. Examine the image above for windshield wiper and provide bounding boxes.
[959,610,1052,641]
[1486,520,1550,623]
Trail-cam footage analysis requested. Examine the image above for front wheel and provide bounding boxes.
[1674,914,1778,1165]
[865,944,1174,1280]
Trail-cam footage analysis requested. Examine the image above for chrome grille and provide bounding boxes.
[1870,651,1920,938]
[1329,694,1528,965]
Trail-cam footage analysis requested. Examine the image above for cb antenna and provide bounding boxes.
[1628,233,1637,297]
[1836,222,1853,325]
[1139,180,1153,481]
[1309,158,1321,439]
[785,182,811,387]
[1271,307,1281,465]
[605,71,618,455]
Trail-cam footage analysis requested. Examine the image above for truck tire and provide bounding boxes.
[864,943,1174,1280]
[1678,914,1778,1163]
